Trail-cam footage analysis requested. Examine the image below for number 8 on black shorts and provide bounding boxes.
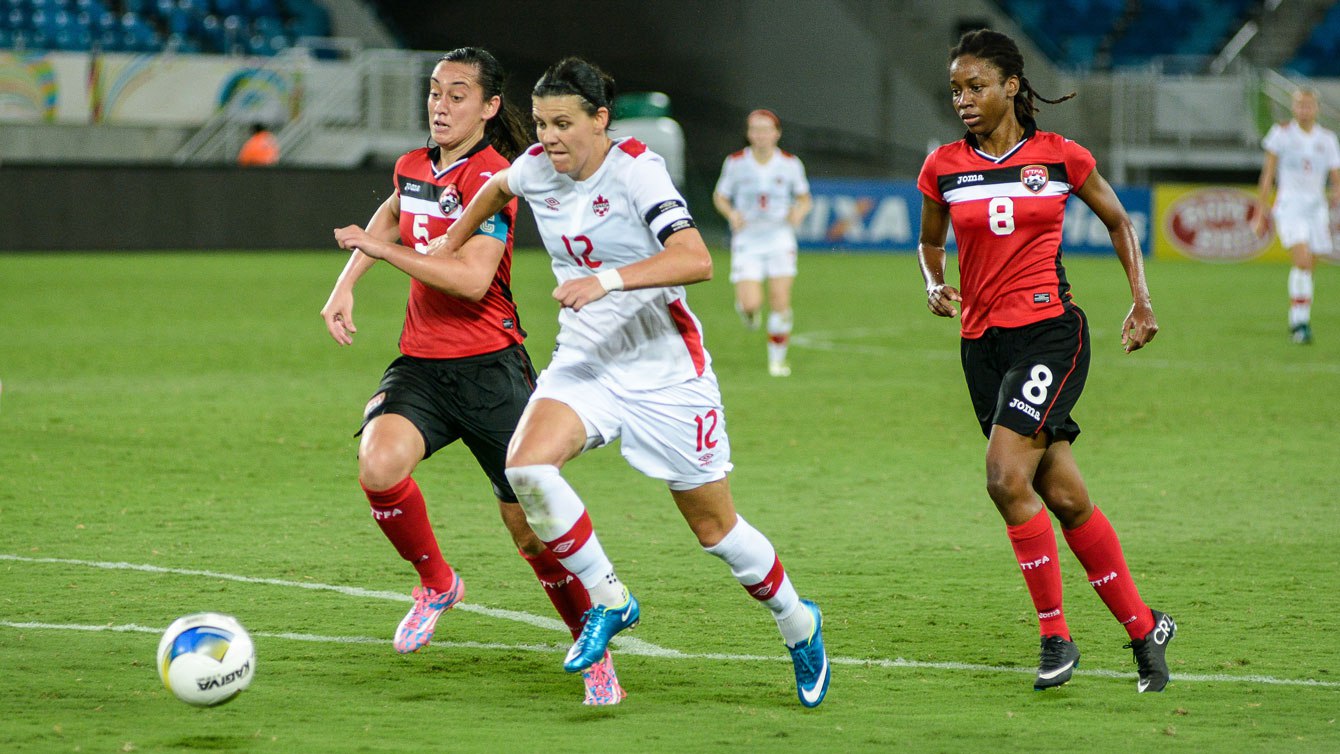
[959,305,1091,443]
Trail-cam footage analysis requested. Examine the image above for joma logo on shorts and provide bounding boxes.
[1009,397,1041,421]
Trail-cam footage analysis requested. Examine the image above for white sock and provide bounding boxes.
[1289,267,1313,328]
[766,310,793,364]
[504,465,624,605]
[704,515,808,644]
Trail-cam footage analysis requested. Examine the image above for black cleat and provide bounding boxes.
[1126,609,1177,693]
[1291,324,1313,344]
[1034,635,1080,690]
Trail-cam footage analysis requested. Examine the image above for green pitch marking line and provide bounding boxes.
[4,554,1339,688]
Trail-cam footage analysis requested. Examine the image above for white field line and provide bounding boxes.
[3,554,1338,689]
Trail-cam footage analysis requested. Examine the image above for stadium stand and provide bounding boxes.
[997,0,1257,72]
[0,0,330,54]
[1285,2,1340,77]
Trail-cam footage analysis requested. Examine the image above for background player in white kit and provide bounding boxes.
[1251,88,1340,344]
[427,57,830,708]
[713,109,812,376]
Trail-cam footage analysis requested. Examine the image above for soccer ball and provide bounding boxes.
[156,612,256,707]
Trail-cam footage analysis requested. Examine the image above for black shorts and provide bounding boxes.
[358,344,536,502]
[959,305,1090,443]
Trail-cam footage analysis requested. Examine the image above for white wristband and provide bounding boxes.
[596,268,625,293]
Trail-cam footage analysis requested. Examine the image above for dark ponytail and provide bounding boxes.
[533,57,617,121]
[949,29,1075,129]
[438,47,530,160]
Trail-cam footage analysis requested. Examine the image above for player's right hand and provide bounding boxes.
[321,288,358,345]
[926,284,961,318]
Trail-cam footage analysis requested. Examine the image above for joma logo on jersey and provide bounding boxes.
[592,194,611,217]
[438,184,461,214]
[956,173,984,185]
[1021,165,1049,193]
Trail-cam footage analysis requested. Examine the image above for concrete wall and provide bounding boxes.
[0,164,543,251]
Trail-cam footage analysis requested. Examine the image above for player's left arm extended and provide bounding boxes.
[1075,169,1157,352]
[346,230,506,303]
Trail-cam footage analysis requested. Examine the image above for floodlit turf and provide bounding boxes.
[2,249,1338,753]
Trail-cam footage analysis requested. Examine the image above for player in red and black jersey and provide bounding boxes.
[321,48,625,705]
[917,29,1175,694]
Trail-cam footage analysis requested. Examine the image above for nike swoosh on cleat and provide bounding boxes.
[1037,660,1076,680]
[800,656,829,706]
[1138,679,1152,693]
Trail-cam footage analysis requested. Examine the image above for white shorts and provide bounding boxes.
[531,358,734,491]
[730,227,798,283]
[1273,202,1334,254]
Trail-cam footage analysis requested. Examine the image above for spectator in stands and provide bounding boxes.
[1250,88,1340,345]
[713,109,811,377]
[237,123,279,166]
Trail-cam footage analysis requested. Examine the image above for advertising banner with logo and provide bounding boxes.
[1152,183,1340,263]
[797,178,1150,255]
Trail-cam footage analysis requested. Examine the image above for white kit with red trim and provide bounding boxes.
[509,138,711,390]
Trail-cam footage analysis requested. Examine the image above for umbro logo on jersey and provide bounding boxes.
[544,197,561,211]
[1021,164,1049,193]
[592,194,611,217]
[438,184,461,215]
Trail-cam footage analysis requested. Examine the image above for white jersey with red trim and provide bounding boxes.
[1262,120,1340,210]
[508,137,712,390]
[714,147,810,244]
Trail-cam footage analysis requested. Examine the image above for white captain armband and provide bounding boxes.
[643,199,696,245]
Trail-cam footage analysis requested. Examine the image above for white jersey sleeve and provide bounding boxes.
[713,156,736,198]
[1262,123,1284,154]
[627,150,696,246]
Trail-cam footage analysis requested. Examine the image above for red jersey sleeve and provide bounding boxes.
[1062,138,1097,192]
[917,148,947,205]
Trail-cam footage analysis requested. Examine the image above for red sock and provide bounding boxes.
[519,548,591,640]
[1062,506,1154,640]
[362,476,456,592]
[1006,508,1069,640]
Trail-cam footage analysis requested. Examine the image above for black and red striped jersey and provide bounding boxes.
[918,127,1096,338]
[392,142,524,358]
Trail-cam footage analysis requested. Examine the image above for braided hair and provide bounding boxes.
[436,47,530,160]
[950,29,1075,130]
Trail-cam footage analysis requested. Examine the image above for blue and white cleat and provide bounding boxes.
[564,593,640,673]
[788,599,830,708]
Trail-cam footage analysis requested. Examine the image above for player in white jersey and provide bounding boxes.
[1252,88,1340,344]
[430,58,830,708]
[713,109,812,376]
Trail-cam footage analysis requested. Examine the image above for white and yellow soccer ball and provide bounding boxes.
[156,612,256,707]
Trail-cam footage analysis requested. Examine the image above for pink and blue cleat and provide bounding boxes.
[581,650,627,706]
[393,572,465,653]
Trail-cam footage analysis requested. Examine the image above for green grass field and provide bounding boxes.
[2,249,1338,753]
